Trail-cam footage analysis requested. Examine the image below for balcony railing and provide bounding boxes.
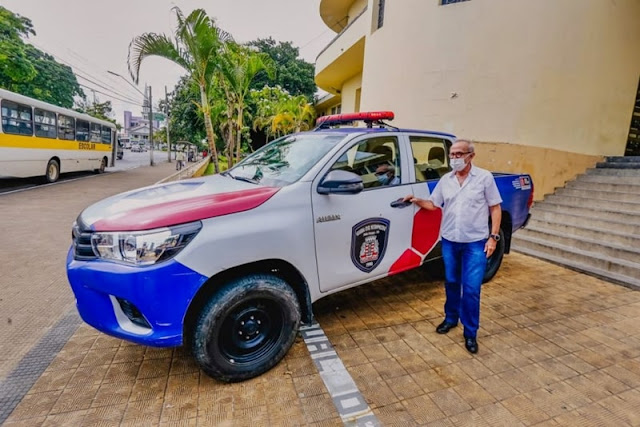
[316,6,368,61]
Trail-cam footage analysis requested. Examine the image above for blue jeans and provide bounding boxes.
[441,238,487,339]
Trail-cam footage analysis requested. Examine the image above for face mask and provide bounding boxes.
[451,158,467,172]
[377,173,390,185]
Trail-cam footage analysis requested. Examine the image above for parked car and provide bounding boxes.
[67,111,533,382]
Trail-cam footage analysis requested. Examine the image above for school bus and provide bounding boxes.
[0,88,116,183]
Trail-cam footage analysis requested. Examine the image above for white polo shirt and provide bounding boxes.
[428,165,503,243]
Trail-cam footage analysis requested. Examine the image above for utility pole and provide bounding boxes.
[165,86,171,164]
[148,86,154,166]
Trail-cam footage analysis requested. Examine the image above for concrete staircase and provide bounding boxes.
[512,156,640,289]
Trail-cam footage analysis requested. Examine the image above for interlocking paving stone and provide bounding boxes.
[4,244,640,426]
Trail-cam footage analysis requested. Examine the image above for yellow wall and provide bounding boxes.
[359,0,640,157]
[473,142,602,200]
[341,73,363,113]
[348,0,368,23]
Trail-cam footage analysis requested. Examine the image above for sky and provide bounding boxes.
[2,0,335,126]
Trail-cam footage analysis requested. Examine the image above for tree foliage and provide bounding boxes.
[129,7,232,172]
[247,37,316,101]
[0,6,83,108]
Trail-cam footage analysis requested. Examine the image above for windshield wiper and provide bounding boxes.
[222,171,259,184]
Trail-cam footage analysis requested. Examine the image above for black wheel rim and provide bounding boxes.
[217,298,285,366]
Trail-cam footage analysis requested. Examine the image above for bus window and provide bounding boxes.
[76,120,89,141]
[101,126,112,144]
[1,100,33,136]
[34,108,57,139]
[58,115,75,140]
[90,123,101,143]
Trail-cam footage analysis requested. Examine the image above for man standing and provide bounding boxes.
[404,139,502,354]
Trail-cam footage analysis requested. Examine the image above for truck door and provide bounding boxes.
[311,135,416,293]
[407,135,453,263]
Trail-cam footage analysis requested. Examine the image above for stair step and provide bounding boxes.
[512,243,640,291]
[528,209,640,235]
[605,156,640,163]
[555,187,640,203]
[586,168,640,177]
[575,174,640,186]
[544,194,640,211]
[519,225,640,263]
[566,180,640,193]
[512,233,640,281]
[596,162,640,169]
[534,203,640,225]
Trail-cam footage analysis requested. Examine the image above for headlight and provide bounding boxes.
[91,221,202,266]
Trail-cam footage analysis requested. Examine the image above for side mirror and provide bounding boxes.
[317,170,364,195]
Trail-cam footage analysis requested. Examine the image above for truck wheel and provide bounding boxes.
[483,228,505,283]
[45,159,60,183]
[191,274,301,382]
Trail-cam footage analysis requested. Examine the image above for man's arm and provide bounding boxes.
[402,195,439,211]
[489,204,501,236]
[485,204,502,257]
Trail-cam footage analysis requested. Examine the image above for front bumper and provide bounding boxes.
[66,247,208,347]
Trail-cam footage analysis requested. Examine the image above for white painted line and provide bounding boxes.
[301,322,380,427]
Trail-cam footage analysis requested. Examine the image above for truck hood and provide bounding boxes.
[79,175,279,232]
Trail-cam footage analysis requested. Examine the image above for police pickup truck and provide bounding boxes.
[67,111,533,382]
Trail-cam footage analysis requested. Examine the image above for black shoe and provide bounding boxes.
[465,337,478,354]
[436,321,457,334]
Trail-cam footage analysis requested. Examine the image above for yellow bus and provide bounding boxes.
[0,88,116,183]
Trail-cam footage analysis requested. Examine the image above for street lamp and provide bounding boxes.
[108,70,155,166]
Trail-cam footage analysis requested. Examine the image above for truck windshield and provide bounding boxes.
[226,133,345,186]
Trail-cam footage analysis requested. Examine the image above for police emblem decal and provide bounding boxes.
[351,218,390,273]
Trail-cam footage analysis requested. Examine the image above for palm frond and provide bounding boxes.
[128,33,189,83]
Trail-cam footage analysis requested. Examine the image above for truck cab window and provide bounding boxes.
[330,136,401,188]
[409,136,451,182]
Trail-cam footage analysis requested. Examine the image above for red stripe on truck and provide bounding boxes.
[92,187,279,231]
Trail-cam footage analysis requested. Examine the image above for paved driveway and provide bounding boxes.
[3,250,640,426]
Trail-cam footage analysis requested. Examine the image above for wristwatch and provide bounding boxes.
[490,233,501,241]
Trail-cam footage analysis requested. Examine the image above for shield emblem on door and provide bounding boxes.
[351,218,390,273]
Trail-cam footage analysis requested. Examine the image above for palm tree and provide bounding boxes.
[271,95,316,135]
[219,46,274,166]
[128,7,232,173]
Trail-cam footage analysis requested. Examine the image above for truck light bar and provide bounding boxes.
[315,111,395,127]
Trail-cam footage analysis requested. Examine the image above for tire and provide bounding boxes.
[483,227,505,283]
[95,157,107,174]
[45,159,60,183]
[191,274,301,382]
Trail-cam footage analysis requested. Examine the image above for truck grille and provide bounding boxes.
[72,223,96,260]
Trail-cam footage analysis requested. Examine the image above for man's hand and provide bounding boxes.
[403,195,439,211]
[484,238,497,258]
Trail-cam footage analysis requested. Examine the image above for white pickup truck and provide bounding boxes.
[67,112,533,382]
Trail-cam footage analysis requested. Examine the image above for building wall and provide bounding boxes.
[352,0,640,197]
[341,73,363,113]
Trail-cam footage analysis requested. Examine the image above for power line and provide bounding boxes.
[76,75,141,105]
[78,84,142,106]
[29,41,144,103]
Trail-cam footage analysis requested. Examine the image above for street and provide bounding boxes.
[0,150,168,195]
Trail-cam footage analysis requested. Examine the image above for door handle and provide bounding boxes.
[390,198,412,208]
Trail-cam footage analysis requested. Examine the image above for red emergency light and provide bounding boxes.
[316,111,395,127]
